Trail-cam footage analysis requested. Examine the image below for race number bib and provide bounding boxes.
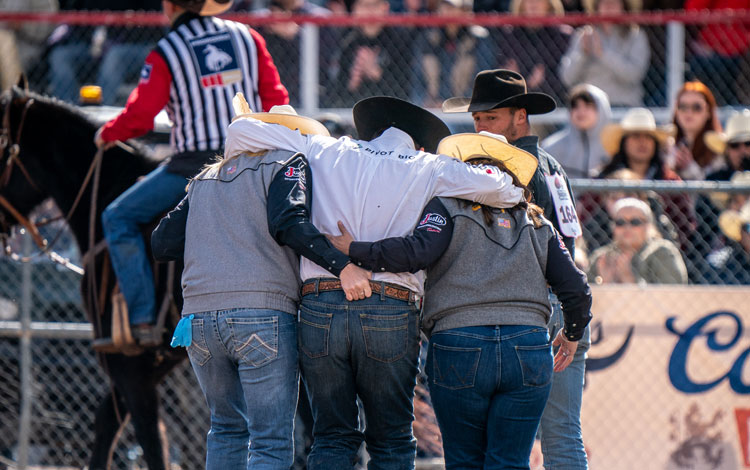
[544,174,582,238]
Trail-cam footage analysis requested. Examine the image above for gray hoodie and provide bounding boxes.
[542,84,612,178]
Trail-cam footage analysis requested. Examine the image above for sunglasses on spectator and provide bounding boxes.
[728,140,750,150]
[677,102,705,113]
[614,218,646,227]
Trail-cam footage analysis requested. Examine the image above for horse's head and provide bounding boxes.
[0,81,49,242]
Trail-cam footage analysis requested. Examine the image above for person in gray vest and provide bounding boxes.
[442,69,592,469]
[151,109,370,470]
[94,0,289,347]
[326,132,592,469]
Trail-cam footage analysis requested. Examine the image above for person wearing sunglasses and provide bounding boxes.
[587,197,687,285]
[668,81,723,181]
[705,109,750,182]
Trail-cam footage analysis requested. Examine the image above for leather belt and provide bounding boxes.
[301,279,418,303]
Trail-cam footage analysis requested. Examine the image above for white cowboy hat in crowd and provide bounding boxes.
[232,93,331,136]
[704,109,750,155]
[600,107,675,156]
[718,202,750,243]
[437,131,538,186]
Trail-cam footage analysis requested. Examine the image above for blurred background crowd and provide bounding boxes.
[0,0,749,289]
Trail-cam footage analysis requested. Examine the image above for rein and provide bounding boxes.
[0,95,107,274]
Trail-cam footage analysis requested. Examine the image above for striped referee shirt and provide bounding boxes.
[100,12,288,154]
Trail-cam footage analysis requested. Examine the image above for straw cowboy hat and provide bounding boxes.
[718,203,750,243]
[600,107,675,156]
[437,131,538,185]
[442,69,556,115]
[353,96,451,154]
[704,109,750,155]
[170,0,233,16]
[232,93,330,136]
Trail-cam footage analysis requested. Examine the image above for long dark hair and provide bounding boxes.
[465,158,545,227]
[672,81,721,168]
[599,134,667,179]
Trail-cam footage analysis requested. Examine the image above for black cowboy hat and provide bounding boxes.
[169,0,233,15]
[353,96,451,153]
[442,69,556,115]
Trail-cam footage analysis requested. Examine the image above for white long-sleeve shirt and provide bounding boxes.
[225,118,524,294]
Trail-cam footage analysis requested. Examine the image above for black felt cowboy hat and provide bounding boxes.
[170,0,233,15]
[442,69,556,115]
[353,96,451,153]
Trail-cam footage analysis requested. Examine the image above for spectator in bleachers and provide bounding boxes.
[579,167,678,252]
[705,109,750,181]
[685,0,750,106]
[414,0,485,108]
[0,0,58,90]
[688,110,750,265]
[668,81,722,180]
[47,0,163,105]
[494,0,571,102]
[587,197,688,284]
[257,0,333,107]
[330,0,413,106]
[709,202,750,284]
[542,83,611,178]
[559,0,650,107]
[598,107,697,250]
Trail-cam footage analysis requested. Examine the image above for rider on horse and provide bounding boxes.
[94,0,288,346]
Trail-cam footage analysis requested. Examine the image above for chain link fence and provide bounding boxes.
[0,11,748,113]
[0,8,749,470]
[1,180,748,469]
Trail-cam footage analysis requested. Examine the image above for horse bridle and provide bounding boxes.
[0,96,47,249]
[0,95,104,276]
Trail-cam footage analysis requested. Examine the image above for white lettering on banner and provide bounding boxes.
[544,173,581,238]
[582,285,750,470]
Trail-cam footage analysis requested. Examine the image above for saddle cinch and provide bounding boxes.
[89,242,179,356]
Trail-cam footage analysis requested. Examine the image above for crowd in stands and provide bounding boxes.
[0,0,748,286]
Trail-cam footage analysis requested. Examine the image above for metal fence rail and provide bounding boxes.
[0,10,749,124]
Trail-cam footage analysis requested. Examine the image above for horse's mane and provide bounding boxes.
[6,86,158,164]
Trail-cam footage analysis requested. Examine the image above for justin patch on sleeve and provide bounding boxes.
[418,213,447,233]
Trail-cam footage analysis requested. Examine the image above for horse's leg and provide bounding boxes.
[89,391,130,470]
[119,381,168,470]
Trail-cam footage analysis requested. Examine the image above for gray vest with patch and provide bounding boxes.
[422,197,554,337]
[181,149,301,315]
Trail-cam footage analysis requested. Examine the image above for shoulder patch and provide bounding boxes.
[418,213,447,232]
[139,63,153,84]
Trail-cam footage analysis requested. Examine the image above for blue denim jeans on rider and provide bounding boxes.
[298,289,420,470]
[427,325,553,470]
[187,308,299,470]
[539,293,591,470]
[102,165,188,326]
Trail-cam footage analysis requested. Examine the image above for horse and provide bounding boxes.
[0,79,187,470]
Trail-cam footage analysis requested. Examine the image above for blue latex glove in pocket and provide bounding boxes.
[171,314,194,348]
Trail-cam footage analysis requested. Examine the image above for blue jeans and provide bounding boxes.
[298,288,421,470]
[102,166,188,325]
[539,294,591,470]
[427,325,552,470]
[187,308,299,470]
